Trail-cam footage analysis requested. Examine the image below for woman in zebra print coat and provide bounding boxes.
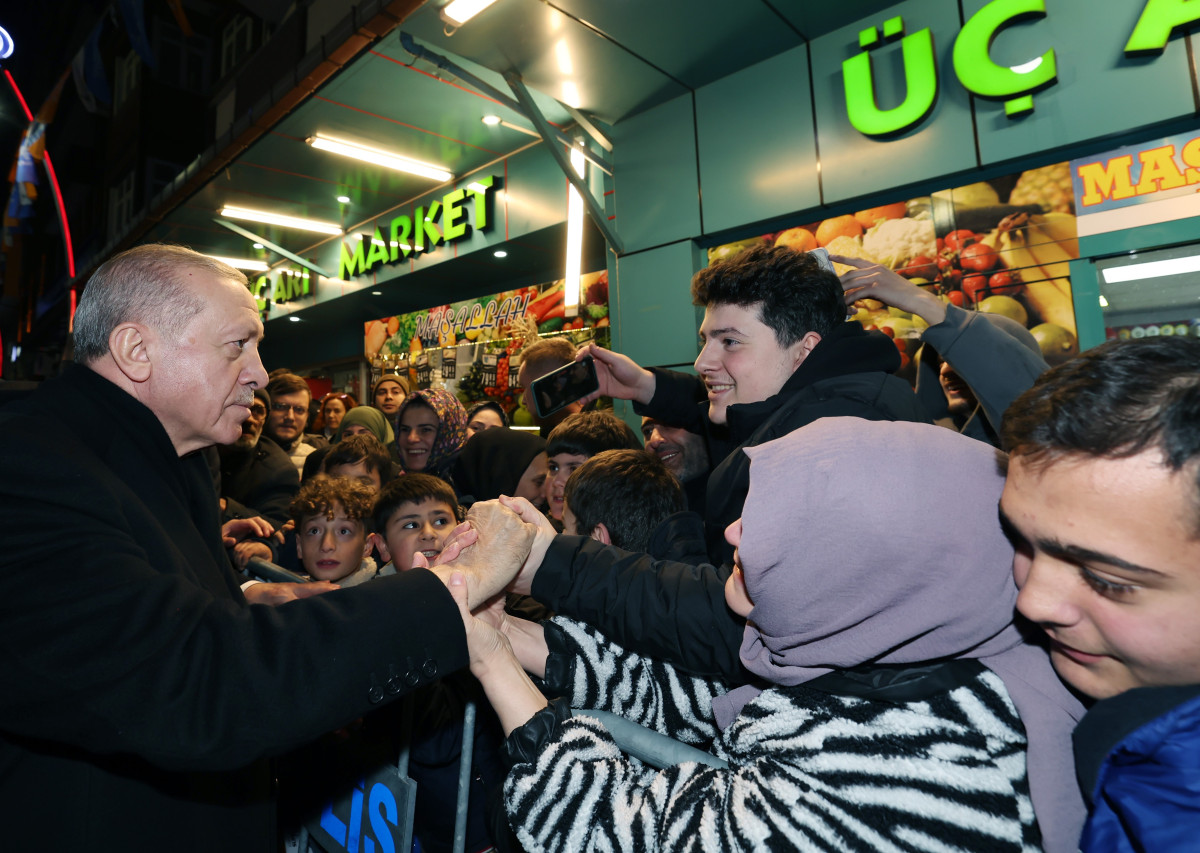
[448,419,1084,852]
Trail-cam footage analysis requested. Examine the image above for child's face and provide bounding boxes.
[546,452,588,520]
[295,503,370,583]
[328,460,382,494]
[378,498,456,572]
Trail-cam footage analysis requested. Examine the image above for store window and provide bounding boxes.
[220,16,255,78]
[113,51,141,111]
[155,22,211,93]
[108,172,136,242]
[1095,244,1200,341]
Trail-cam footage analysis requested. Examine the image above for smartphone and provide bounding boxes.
[809,247,836,275]
[530,355,600,419]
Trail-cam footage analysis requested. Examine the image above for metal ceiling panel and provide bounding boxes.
[548,0,803,89]
[401,0,689,123]
[767,0,913,40]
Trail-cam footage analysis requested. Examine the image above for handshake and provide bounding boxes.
[418,496,554,611]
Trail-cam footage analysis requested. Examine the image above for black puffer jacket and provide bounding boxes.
[638,321,930,563]
[533,324,931,680]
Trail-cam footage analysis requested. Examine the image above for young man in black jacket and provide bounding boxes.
[515,245,931,678]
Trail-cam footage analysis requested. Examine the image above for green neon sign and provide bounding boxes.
[340,176,500,280]
[843,17,938,137]
[843,0,1192,137]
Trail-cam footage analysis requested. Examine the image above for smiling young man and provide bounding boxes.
[581,243,929,564]
[517,244,929,681]
[999,336,1200,852]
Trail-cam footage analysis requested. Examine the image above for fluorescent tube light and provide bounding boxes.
[564,146,585,318]
[220,206,343,235]
[1102,254,1200,283]
[441,0,498,25]
[207,255,269,272]
[308,134,452,182]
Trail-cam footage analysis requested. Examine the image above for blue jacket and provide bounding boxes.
[1075,685,1200,851]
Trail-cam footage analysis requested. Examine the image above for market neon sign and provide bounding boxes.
[339,176,499,280]
[844,0,1200,137]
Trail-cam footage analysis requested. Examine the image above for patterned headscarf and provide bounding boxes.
[710,417,1086,853]
[398,389,468,480]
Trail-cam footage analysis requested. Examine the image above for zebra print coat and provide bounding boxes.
[504,618,1042,852]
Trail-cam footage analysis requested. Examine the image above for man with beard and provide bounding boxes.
[263,372,327,476]
[219,386,300,526]
[640,415,710,514]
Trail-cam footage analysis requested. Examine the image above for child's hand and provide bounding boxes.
[232,540,273,569]
[221,516,274,547]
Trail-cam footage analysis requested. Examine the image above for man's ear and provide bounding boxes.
[370,531,391,563]
[589,523,612,546]
[108,323,153,383]
[792,331,822,369]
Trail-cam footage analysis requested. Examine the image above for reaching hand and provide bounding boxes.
[221,516,274,548]
[243,580,338,606]
[496,495,557,595]
[575,343,657,406]
[232,540,273,570]
[428,500,535,609]
[832,254,948,328]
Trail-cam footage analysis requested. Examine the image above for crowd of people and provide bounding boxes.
[1,241,1197,853]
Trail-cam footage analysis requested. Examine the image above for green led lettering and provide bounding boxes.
[366,227,390,271]
[1125,0,1200,53]
[470,176,496,231]
[390,215,412,261]
[414,203,443,252]
[339,237,366,280]
[953,0,1057,117]
[442,189,470,241]
[843,18,938,136]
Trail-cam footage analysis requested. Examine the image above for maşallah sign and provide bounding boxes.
[843,0,1199,137]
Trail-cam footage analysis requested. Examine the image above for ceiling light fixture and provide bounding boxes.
[336,195,351,203]
[440,0,498,26]
[563,145,586,318]
[289,316,301,322]
[207,255,269,272]
[1101,254,1200,283]
[494,250,507,258]
[480,116,541,138]
[220,206,342,235]
[252,242,264,249]
[308,133,452,182]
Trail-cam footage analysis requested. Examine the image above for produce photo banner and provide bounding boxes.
[710,161,1080,367]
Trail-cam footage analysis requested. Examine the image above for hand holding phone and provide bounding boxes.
[530,355,600,419]
[809,247,836,275]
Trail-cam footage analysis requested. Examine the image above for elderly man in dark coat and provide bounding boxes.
[0,244,532,852]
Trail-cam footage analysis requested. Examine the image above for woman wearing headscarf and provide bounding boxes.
[300,406,396,482]
[453,427,547,509]
[448,418,1086,853]
[396,389,468,484]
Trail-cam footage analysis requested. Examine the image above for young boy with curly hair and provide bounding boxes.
[289,474,377,586]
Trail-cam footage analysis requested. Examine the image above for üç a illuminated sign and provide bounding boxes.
[0,25,14,60]
[843,0,1200,137]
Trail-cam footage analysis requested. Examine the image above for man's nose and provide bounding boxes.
[1015,558,1078,628]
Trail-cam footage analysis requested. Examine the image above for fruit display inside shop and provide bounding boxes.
[707,162,1081,366]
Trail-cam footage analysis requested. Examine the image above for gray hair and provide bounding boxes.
[73,244,248,364]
